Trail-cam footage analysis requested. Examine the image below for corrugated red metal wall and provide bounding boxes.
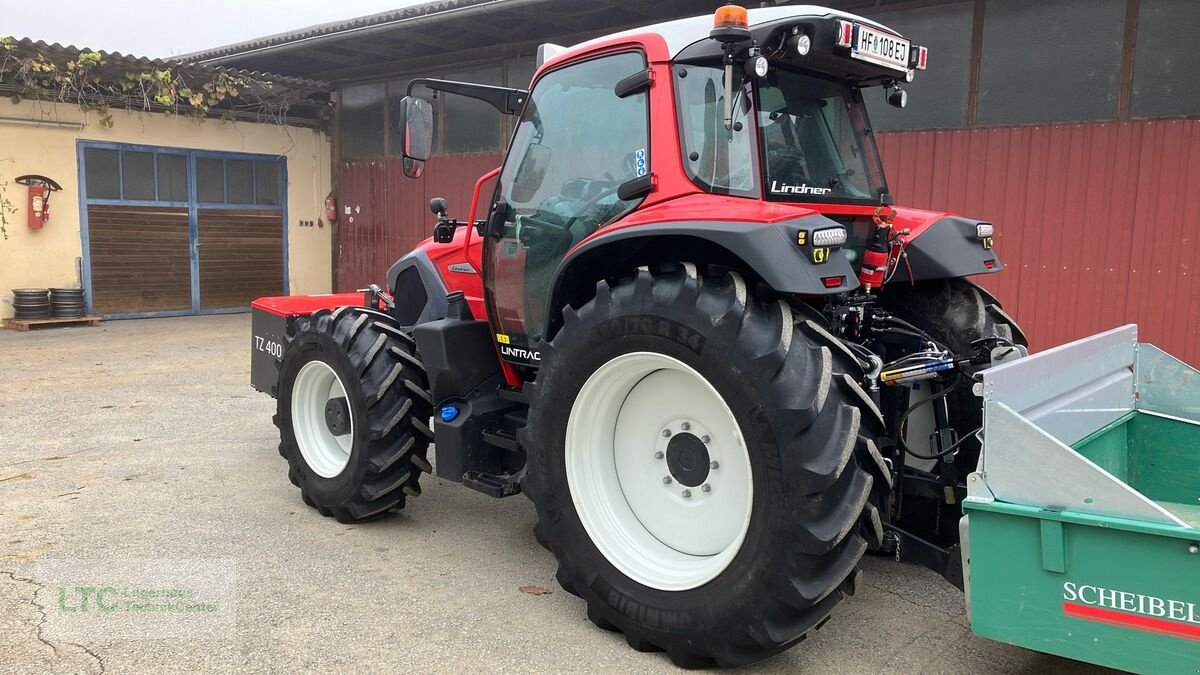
[335,153,502,293]
[335,118,1199,365]
[878,118,1200,365]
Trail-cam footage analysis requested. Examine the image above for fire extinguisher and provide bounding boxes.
[857,205,896,292]
[325,193,338,224]
[15,175,62,230]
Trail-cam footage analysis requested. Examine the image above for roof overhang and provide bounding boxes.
[183,0,929,85]
[2,37,330,126]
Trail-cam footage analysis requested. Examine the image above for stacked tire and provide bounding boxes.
[12,288,50,320]
[50,288,86,318]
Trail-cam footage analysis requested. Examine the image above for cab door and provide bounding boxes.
[483,51,651,368]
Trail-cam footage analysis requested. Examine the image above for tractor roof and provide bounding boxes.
[539,5,900,68]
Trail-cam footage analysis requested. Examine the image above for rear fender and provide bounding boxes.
[892,216,1002,282]
[546,216,859,337]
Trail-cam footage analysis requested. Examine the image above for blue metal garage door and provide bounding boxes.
[77,142,288,318]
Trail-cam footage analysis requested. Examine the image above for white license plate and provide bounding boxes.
[852,25,910,72]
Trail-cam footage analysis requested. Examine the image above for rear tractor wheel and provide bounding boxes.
[521,264,886,668]
[276,307,434,523]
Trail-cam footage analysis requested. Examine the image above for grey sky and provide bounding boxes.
[4,0,430,58]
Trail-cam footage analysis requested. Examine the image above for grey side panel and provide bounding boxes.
[386,249,450,328]
[891,216,1002,282]
[558,216,860,296]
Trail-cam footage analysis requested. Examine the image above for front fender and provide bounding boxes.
[386,248,450,328]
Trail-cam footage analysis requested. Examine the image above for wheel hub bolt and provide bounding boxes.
[662,476,672,485]
[710,461,720,470]
[701,483,711,493]
[701,435,711,444]
[661,429,671,438]
[681,489,692,498]
[681,422,691,431]
[654,450,664,460]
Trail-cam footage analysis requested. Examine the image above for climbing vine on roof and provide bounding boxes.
[0,36,318,128]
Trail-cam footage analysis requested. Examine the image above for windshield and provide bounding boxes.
[677,66,888,204]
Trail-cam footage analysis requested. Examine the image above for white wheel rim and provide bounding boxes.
[291,360,354,478]
[566,352,753,591]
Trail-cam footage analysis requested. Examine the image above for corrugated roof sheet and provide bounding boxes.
[4,37,329,90]
[181,0,500,63]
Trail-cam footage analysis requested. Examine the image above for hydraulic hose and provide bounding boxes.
[895,373,980,461]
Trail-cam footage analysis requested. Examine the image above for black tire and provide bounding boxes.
[521,265,884,668]
[275,306,434,523]
[879,277,1027,468]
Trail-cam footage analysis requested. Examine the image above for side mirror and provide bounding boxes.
[398,96,434,178]
[510,143,552,203]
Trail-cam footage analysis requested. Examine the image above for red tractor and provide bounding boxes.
[252,5,1024,667]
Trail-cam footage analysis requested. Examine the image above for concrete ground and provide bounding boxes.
[0,314,1114,674]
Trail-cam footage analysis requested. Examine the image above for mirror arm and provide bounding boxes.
[406,78,529,115]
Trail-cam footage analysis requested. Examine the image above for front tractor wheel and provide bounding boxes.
[276,307,434,523]
[522,265,884,668]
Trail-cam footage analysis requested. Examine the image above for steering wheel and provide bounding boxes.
[516,212,573,250]
[514,173,628,253]
[558,182,624,237]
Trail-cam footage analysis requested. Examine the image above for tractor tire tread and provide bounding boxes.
[276,307,433,523]
[522,264,883,668]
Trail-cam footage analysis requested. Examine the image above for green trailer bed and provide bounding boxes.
[963,325,1200,674]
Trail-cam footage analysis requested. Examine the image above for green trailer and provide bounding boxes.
[964,325,1200,673]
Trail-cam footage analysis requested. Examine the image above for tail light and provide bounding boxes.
[835,20,854,48]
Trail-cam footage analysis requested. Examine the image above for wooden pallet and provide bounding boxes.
[5,315,102,331]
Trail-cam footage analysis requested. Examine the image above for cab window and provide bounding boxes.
[757,71,886,202]
[486,51,650,349]
[675,64,758,197]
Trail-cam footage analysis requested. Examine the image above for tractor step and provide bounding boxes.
[462,470,521,498]
[482,427,519,452]
[497,387,529,405]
